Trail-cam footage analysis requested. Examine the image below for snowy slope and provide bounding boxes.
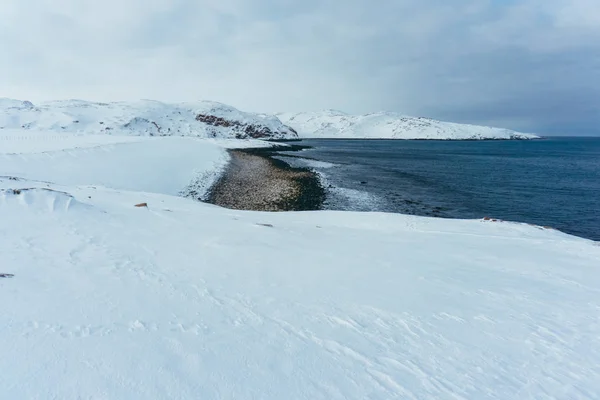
[0,132,277,200]
[0,98,298,139]
[1,135,599,399]
[278,110,539,140]
[0,130,143,154]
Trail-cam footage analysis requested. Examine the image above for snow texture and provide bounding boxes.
[0,98,298,139]
[0,132,597,400]
[278,110,540,140]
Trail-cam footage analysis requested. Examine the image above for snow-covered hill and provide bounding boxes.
[0,98,298,140]
[1,98,539,141]
[277,110,539,140]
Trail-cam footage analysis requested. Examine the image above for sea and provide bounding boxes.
[275,137,600,241]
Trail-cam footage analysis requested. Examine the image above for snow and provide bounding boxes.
[1,97,540,141]
[1,132,598,399]
[278,110,540,140]
[0,98,297,139]
[0,133,276,200]
[0,136,215,197]
[293,158,338,169]
[0,130,144,154]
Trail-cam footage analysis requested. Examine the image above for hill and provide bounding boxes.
[0,98,298,140]
[277,110,539,140]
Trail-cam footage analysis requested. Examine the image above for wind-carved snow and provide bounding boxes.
[0,98,298,139]
[0,187,94,213]
[277,110,539,140]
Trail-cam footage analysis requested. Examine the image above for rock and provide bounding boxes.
[482,217,500,222]
[206,150,324,212]
[196,114,284,139]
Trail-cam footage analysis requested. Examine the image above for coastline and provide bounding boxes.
[205,146,325,211]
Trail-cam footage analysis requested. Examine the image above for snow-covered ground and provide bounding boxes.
[0,98,297,139]
[0,130,143,154]
[1,133,598,399]
[278,110,539,140]
[0,133,276,200]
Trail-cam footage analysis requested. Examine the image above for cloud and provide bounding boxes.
[1,0,598,134]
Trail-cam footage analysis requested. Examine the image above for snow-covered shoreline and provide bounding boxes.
[1,129,598,399]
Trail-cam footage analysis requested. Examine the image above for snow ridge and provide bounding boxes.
[0,187,97,214]
[0,98,298,140]
[277,111,539,140]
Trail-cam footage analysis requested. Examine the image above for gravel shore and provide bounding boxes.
[206,148,325,211]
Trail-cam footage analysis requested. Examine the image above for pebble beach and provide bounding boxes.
[207,148,325,211]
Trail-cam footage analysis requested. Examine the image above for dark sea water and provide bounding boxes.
[276,137,600,241]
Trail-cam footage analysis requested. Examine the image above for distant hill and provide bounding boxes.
[0,98,298,140]
[277,110,538,140]
[0,98,539,140]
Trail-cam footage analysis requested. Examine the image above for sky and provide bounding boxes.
[1,0,599,135]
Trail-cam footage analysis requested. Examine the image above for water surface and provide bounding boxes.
[277,137,600,241]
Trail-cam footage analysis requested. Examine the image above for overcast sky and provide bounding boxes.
[1,0,599,135]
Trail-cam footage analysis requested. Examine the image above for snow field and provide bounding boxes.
[0,131,598,400]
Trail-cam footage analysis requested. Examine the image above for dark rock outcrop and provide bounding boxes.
[196,114,297,140]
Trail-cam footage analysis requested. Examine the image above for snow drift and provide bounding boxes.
[0,98,298,140]
[0,187,97,214]
[277,110,539,140]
